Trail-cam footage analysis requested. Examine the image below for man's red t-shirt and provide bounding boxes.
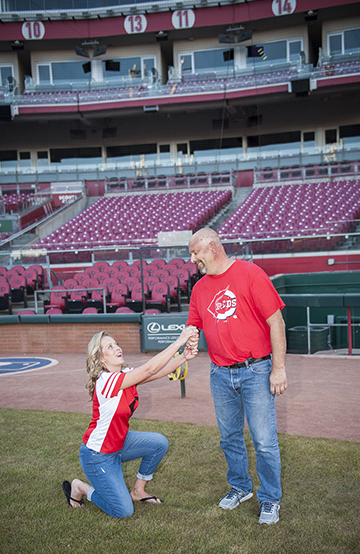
[187,260,285,366]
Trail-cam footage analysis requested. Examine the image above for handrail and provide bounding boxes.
[34,286,108,314]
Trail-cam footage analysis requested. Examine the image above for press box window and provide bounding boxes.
[19,152,31,167]
[325,129,337,144]
[303,132,315,148]
[0,66,13,87]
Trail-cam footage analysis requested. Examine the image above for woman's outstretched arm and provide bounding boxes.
[121,326,199,389]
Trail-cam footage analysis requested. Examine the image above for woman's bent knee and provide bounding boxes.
[112,505,134,519]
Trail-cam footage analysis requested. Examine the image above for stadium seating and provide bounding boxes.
[0,282,12,314]
[43,286,67,313]
[164,275,181,311]
[85,286,109,313]
[8,275,28,308]
[125,282,149,312]
[28,265,44,289]
[31,191,231,251]
[23,268,39,295]
[64,286,86,314]
[82,307,99,314]
[63,278,79,290]
[217,181,360,251]
[107,283,129,312]
[146,282,171,313]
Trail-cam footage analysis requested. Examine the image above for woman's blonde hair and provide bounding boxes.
[85,331,109,398]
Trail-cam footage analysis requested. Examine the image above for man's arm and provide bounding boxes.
[266,309,287,396]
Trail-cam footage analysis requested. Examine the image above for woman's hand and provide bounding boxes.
[178,325,199,347]
[182,344,198,361]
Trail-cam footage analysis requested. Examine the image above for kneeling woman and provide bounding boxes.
[62,326,198,518]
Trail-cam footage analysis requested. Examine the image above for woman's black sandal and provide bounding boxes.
[62,480,85,507]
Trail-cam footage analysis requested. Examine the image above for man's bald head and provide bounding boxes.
[188,228,232,276]
[190,228,222,248]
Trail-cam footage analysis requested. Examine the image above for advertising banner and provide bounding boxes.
[142,313,207,351]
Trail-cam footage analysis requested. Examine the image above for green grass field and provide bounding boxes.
[1,408,359,554]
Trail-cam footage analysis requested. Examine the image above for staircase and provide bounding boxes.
[209,187,253,231]
[339,220,360,250]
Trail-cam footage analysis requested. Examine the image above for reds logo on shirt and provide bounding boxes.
[207,287,237,321]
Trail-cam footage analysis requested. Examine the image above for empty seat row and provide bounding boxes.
[218,180,360,246]
[32,190,232,251]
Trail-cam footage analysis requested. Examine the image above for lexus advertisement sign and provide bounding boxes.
[142,314,207,351]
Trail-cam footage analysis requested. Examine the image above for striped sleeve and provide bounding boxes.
[101,372,126,398]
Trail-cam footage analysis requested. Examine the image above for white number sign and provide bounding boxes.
[124,14,147,34]
[22,21,46,40]
[272,0,296,17]
[172,9,195,30]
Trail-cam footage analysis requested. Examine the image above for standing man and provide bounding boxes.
[187,228,287,525]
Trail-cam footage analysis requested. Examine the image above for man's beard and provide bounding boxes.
[198,262,207,275]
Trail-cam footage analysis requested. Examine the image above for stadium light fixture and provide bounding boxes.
[219,26,252,44]
[75,46,90,59]
[156,31,168,41]
[75,41,107,59]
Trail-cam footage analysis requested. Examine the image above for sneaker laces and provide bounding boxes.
[223,488,239,501]
[260,502,275,514]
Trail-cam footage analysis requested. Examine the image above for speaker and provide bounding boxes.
[223,50,234,62]
[105,60,120,72]
[237,30,253,43]
[0,105,12,121]
[75,46,90,58]
[82,62,91,74]
[291,79,310,94]
[93,44,107,57]
[219,34,235,44]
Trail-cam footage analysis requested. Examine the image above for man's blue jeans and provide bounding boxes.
[79,431,169,518]
[210,358,282,504]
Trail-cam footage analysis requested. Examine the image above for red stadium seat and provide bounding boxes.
[93,261,109,272]
[115,307,135,313]
[0,281,12,314]
[107,283,129,312]
[146,282,170,313]
[125,282,149,313]
[63,278,79,290]
[85,286,109,313]
[83,307,99,314]
[64,286,86,314]
[46,308,63,315]
[44,286,67,313]
[9,275,28,308]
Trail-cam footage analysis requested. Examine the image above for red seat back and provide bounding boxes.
[124,277,140,292]
[93,261,109,272]
[164,275,179,297]
[49,286,67,310]
[149,282,169,305]
[154,269,169,281]
[110,283,129,307]
[93,272,109,284]
[63,278,79,290]
[104,278,120,293]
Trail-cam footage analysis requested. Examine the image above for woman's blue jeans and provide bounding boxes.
[210,358,282,504]
[79,431,169,518]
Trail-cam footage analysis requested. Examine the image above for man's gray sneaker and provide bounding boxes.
[218,488,253,510]
[258,501,280,524]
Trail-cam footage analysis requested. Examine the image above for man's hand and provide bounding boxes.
[186,325,199,354]
[270,368,287,396]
